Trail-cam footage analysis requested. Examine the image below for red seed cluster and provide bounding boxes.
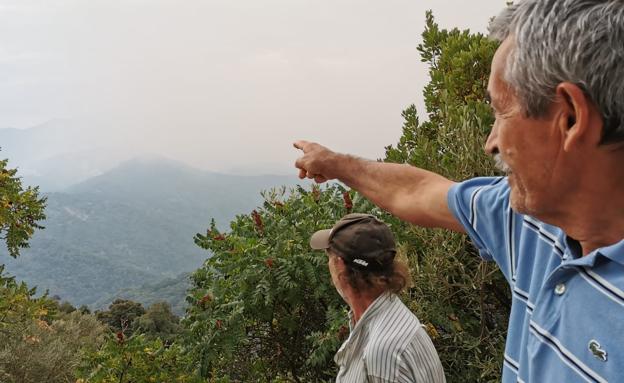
[342,192,353,212]
[251,210,264,232]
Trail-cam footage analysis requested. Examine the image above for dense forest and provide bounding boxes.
[0,13,508,382]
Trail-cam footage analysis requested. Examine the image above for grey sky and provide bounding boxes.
[0,0,506,174]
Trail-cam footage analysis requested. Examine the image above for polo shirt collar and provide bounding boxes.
[595,238,624,266]
[563,235,624,267]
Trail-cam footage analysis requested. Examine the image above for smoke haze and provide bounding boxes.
[0,0,506,174]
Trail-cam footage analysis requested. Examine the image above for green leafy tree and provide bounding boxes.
[0,146,109,383]
[0,156,47,332]
[79,305,92,315]
[77,334,202,383]
[384,12,509,382]
[96,299,146,337]
[0,265,54,345]
[133,302,181,344]
[185,185,389,382]
[58,300,78,314]
[0,156,46,258]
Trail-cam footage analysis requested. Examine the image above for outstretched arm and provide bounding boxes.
[294,140,464,232]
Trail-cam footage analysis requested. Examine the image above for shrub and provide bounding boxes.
[384,12,509,382]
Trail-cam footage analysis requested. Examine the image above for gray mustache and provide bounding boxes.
[494,154,512,173]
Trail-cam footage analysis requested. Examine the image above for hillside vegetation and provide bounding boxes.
[2,157,308,307]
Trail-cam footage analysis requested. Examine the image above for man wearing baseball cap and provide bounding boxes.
[311,213,445,383]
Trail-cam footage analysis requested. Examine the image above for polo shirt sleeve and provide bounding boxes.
[447,177,513,280]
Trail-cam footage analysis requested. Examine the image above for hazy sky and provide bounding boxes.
[0,0,506,174]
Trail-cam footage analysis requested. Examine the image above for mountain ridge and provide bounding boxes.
[2,156,309,308]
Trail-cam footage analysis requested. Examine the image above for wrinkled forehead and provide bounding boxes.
[492,37,514,75]
[488,38,516,108]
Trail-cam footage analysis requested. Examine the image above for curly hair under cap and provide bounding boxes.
[330,247,412,294]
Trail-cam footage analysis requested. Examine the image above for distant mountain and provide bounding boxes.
[67,156,305,231]
[2,156,308,308]
[18,148,130,191]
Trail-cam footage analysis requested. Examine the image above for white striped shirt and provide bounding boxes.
[334,292,446,383]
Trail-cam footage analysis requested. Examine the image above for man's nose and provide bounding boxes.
[485,121,499,155]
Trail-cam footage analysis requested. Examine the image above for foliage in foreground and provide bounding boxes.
[77,300,189,382]
[77,334,201,383]
[185,185,384,382]
[0,267,107,383]
[384,12,509,382]
[0,156,46,259]
[0,263,190,383]
[0,310,106,383]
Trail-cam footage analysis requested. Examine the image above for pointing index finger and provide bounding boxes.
[293,140,309,151]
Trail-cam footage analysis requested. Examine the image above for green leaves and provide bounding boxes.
[385,12,509,383]
[185,185,384,382]
[387,11,498,180]
[77,333,201,383]
[0,266,107,383]
[0,265,52,338]
[0,157,46,258]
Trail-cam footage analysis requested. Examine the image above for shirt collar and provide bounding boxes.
[595,238,624,266]
[336,292,394,360]
[563,236,624,267]
[351,292,393,328]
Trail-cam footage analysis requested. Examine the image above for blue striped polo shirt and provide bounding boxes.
[448,177,624,383]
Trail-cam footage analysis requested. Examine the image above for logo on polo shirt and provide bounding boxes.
[588,340,607,362]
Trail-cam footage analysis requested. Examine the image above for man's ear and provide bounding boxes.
[555,82,602,151]
[337,270,350,284]
[333,258,352,280]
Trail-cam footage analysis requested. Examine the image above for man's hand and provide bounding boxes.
[293,139,462,231]
[293,140,333,183]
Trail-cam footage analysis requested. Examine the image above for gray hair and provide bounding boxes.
[489,0,624,144]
